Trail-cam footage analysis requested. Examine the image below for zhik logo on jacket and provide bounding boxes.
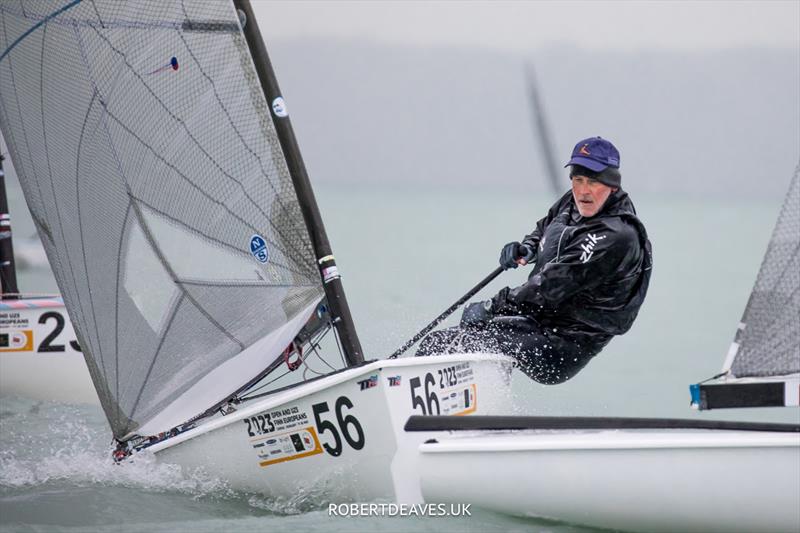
[579,233,606,263]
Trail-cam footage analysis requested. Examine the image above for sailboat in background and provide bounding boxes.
[407,166,800,532]
[691,168,799,409]
[0,0,512,503]
[1,154,92,402]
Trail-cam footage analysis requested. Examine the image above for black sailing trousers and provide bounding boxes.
[415,316,603,385]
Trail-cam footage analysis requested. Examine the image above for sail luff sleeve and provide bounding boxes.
[232,0,364,366]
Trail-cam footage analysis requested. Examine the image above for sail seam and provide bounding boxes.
[114,203,133,429]
[88,0,104,29]
[75,87,109,383]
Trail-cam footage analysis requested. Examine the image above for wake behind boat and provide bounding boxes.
[0,0,514,504]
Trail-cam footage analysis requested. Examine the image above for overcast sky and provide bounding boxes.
[254,0,800,52]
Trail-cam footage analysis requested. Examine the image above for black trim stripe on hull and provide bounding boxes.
[404,415,800,433]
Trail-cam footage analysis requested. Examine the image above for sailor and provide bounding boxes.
[417,136,652,384]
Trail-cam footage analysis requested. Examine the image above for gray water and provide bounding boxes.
[2,182,799,532]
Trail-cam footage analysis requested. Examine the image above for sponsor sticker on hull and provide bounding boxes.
[449,383,477,416]
[0,330,33,351]
[253,427,324,467]
[243,404,325,467]
[407,362,478,416]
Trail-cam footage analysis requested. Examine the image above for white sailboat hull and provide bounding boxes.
[0,297,96,404]
[417,428,800,532]
[148,353,514,504]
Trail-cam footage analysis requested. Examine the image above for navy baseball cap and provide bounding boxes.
[565,136,620,172]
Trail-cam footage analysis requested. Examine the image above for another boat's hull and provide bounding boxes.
[417,428,800,532]
[149,353,514,504]
[0,297,96,403]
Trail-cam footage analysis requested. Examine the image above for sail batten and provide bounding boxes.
[0,0,325,438]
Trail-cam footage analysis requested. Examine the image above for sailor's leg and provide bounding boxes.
[492,322,597,384]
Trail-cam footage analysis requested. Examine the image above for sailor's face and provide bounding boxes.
[571,175,614,217]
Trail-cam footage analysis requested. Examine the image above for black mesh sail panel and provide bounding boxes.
[728,165,800,378]
[0,1,323,439]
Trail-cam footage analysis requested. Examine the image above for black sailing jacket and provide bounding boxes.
[491,189,653,346]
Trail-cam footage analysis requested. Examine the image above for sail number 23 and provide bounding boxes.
[312,396,365,457]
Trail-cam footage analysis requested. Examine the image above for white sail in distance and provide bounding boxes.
[726,165,800,378]
[0,0,324,439]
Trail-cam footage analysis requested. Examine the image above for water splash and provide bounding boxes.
[0,396,231,499]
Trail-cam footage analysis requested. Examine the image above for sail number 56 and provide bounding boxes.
[312,396,365,457]
[409,373,440,415]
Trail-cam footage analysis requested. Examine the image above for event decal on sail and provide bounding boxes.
[408,362,477,416]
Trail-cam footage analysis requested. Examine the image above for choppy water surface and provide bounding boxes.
[2,182,798,532]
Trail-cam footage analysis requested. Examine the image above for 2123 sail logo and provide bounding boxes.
[250,234,269,264]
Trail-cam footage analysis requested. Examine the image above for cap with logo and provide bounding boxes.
[565,136,620,171]
[565,136,621,188]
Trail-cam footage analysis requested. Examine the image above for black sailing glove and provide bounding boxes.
[499,242,535,270]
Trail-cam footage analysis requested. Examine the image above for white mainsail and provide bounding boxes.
[0,1,324,439]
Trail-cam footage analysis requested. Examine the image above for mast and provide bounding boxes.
[526,63,561,198]
[233,0,364,366]
[0,153,20,299]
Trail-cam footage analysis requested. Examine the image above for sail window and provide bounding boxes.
[138,202,263,283]
[122,214,178,335]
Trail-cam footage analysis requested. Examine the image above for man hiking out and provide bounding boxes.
[417,136,652,384]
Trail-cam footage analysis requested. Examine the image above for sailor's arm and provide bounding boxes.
[499,194,566,270]
[494,223,637,312]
